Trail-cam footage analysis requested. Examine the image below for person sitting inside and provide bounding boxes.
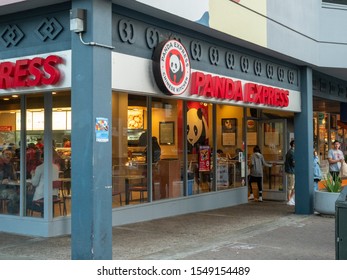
[63,137,71,148]
[27,154,60,215]
[0,149,19,214]
[26,143,42,179]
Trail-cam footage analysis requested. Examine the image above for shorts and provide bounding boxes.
[287,173,295,191]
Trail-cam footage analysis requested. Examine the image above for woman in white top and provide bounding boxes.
[27,160,60,214]
[31,162,60,201]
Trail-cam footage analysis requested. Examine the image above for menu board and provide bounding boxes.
[32,111,44,130]
[128,109,144,129]
[16,110,71,131]
[53,111,67,130]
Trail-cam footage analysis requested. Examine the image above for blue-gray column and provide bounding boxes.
[71,0,112,259]
[294,67,314,214]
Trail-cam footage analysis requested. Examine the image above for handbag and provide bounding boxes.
[340,161,347,177]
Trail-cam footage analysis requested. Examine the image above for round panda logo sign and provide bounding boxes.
[153,39,191,95]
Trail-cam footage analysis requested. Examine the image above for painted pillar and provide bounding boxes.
[294,67,314,214]
[71,0,112,259]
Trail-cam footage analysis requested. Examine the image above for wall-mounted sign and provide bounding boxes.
[190,71,290,108]
[152,39,191,95]
[0,55,63,90]
[112,52,301,112]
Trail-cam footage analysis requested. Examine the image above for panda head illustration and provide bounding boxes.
[187,107,208,149]
[169,53,184,83]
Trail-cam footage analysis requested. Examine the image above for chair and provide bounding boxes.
[0,198,9,213]
[112,190,122,206]
[128,185,147,203]
[127,176,148,203]
[60,181,71,215]
[53,180,66,216]
[29,180,65,217]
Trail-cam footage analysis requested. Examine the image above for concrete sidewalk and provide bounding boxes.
[0,201,336,260]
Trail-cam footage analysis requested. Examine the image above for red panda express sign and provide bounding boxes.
[191,72,289,108]
[153,39,290,108]
[0,55,63,89]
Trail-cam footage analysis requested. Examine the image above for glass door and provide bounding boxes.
[257,119,287,201]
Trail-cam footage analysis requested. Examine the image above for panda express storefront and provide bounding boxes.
[110,36,301,228]
[0,6,301,237]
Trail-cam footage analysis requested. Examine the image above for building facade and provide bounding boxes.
[0,0,347,259]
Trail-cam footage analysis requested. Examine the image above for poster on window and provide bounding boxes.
[199,145,211,172]
[217,163,229,188]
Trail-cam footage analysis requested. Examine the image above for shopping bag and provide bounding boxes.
[340,161,347,177]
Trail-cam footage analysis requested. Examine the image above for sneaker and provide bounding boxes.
[258,196,263,202]
[248,193,254,200]
[287,200,295,206]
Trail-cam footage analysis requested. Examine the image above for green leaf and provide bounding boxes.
[322,173,342,193]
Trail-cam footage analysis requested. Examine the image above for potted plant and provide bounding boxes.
[314,173,342,215]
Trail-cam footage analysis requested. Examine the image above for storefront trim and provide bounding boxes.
[0,215,71,237]
[112,187,248,228]
[0,187,246,237]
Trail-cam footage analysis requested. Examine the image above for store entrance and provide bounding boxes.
[247,118,288,201]
[260,119,288,201]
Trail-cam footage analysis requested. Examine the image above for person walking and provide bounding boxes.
[285,140,295,205]
[248,145,272,202]
[327,140,344,182]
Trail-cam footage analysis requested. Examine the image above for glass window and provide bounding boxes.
[152,98,181,200]
[24,91,71,218]
[53,91,71,216]
[112,93,147,206]
[186,101,213,194]
[0,95,21,215]
[216,104,245,190]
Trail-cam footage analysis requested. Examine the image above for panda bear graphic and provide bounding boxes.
[169,53,184,84]
[187,107,209,153]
